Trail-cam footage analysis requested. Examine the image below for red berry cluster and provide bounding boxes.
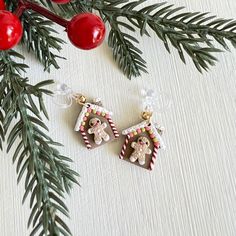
[0,0,106,50]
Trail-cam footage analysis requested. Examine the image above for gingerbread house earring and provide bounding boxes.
[74,97,119,149]
[119,89,170,170]
[53,82,119,149]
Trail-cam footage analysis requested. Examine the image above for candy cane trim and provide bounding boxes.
[119,135,130,159]
[149,144,159,170]
[107,117,119,138]
[80,131,92,149]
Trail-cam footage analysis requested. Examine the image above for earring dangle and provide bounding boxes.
[119,89,169,170]
[53,82,119,149]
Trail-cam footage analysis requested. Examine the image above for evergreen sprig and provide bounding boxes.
[107,16,147,78]
[21,11,66,71]
[77,0,236,77]
[0,50,79,236]
[8,0,236,77]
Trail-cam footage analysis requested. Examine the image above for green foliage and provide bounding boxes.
[21,11,66,71]
[7,0,236,77]
[107,18,147,78]
[0,50,79,236]
[77,0,236,77]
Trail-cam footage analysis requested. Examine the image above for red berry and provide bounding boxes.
[67,13,106,50]
[0,0,5,10]
[51,0,71,4]
[0,11,23,50]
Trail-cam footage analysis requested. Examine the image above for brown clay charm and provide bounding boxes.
[74,102,119,149]
[119,120,165,170]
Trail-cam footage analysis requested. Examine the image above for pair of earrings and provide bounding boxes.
[54,84,168,171]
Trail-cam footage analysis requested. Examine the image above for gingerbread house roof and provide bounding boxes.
[74,103,113,131]
[122,120,166,149]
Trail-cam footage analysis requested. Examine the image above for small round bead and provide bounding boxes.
[141,128,146,132]
[153,138,158,142]
[145,126,151,131]
[105,114,110,119]
[102,112,106,116]
[82,122,86,126]
[133,131,137,136]
[96,111,101,116]
[85,112,90,116]
[129,133,134,138]
[83,117,87,121]
[87,108,92,113]
[150,134,155,138]
[80,126,84,131]
[137,129,141,134]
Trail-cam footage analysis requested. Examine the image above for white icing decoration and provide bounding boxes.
[74,103,113,131]
[122,120,166,150]
[122,120,149,135]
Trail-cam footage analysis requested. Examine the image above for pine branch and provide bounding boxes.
[0,62,5,150]
[0,66,8,150]
[107,15,147,78]
[0,50,27,150]
[5,0,66,71]
[6,0,236,77]
[21,11,66,71]
[0,109,4,150]
[0,50,79,236]
[78,0,236,77]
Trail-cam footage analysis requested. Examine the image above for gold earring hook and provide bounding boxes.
[74,94,87,105]
[141,111,153,121]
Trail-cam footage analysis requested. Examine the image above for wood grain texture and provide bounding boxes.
[1,0,236,235]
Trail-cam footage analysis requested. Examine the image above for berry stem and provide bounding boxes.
[14,0,69,27]
[14,0,27,17]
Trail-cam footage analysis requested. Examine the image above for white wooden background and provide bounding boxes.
[1,0,236,235]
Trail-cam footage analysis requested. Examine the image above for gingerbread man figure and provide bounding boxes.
[130,136,152,165]
[88,118,110,145]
